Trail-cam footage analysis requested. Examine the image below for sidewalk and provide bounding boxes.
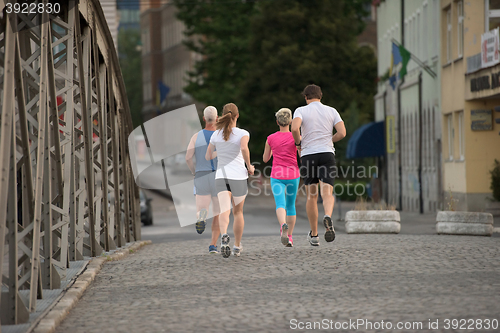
[54,233,500,333]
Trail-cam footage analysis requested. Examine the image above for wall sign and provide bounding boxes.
[471,110,493,131]
[482,28,500,68]
[471,75,491,92]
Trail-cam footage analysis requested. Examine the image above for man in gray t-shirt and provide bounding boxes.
[291,84,346,246]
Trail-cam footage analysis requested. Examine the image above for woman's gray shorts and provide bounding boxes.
[215,178,248,197]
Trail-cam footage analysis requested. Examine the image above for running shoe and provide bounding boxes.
[209,245,218,254]
[220,233,231,258]
[323,215,336,242]
[286,235,293,247]
[307,231,319,246]
[280,223,289,246]
[195,209,207,234]
[233,244,242,257]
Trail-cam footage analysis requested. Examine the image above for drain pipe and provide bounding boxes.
[418,71,424,213]
[397,0,405,210]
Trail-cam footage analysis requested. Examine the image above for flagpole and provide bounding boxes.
[391,38,437,79]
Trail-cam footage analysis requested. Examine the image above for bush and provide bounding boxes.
[490,159,500,202]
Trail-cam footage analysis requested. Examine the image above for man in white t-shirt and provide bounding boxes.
[291,84,346,246]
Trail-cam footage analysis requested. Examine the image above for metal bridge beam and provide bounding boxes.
[0,0,138,327]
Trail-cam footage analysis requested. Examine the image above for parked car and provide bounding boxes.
[140,190,153,226]
[166,153,192,175]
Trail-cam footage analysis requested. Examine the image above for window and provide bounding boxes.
[417,11,421,59]
[487,0,500,31]
[407,19,411,53]
[432,0,439,57]
[410,17,415,54]
[446,9,452,62]
[447,114,453,160]
[458,111,464,159]
[405,20,409,48]
[423,3,428,61]
[457,1,464,57]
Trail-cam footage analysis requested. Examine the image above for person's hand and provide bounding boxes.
[297,145,302,156]
[248,164,255,176]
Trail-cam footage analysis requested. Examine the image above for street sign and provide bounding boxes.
[471,109,493,131]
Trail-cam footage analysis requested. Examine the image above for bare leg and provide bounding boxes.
[217,191,232,235]
[195,194,211,218]
[210,196,220,246]
[286,215,296,235]
[319,181,335,217]
[210,216,220,246]
[276,208,286,226]
[232,195,246,247]
[305,184,319,235]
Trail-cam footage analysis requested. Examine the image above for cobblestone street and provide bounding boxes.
[56,233,500,332]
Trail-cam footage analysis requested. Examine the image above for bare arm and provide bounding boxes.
[263,139,272,163]
[205,143,216,161]
[185,133,197,175]
[291,117,302,145]
[332,121,346,143]
[240,135,255,175]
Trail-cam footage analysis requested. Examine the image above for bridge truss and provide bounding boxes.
[0,0,140,327]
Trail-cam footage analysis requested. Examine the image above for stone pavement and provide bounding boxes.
[55,233,500,332]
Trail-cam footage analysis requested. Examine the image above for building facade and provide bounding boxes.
[100,0,119,50]
[141,7,163,119]
[160,5,200,112]
[140,2,200,121]
[118,0,140,31]
[441,0,500,211]
[375,0,442,212]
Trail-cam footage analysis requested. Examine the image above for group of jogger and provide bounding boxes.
[185,84,346,258]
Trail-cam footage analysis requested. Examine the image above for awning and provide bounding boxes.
[346,121,385,159]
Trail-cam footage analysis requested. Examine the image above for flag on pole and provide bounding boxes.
[392,42,402,66]
[389,74,397,90]
[392,42,411,79]
[156,80,170,108]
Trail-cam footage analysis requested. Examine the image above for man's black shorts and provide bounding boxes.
[300,152,337,186]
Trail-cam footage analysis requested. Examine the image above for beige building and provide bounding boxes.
[441,0,500,211]
[160,5,201,112]
[141,1,200,120]
[140,0,163,12]
[141,6,163,119]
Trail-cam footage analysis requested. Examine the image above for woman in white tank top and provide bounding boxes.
[206,103,255,258]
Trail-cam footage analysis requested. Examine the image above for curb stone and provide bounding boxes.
[29,240,152,333]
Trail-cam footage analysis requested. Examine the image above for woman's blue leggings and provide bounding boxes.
[270,177,300,216]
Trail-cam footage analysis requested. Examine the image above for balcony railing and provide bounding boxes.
[466,53,482,74]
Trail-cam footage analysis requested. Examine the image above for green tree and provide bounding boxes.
[118,29,143,128]
[173,0,256,109]
[240,0,377,157]
[173,0,376,161]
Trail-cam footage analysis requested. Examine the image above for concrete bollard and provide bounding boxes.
[345,210,401,234]
[436,211,494,236]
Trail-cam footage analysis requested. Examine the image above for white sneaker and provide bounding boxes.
[233,245,242,257]
[307,231,319,246]
[221,234,231,258]
[280,223,289,246]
